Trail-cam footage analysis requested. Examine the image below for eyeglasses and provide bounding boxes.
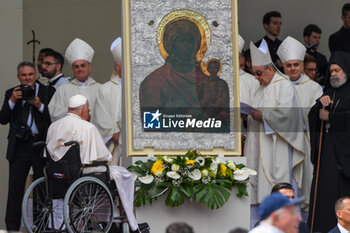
[253,69,266,77]
[304,68,317,72]
[42,62,57,67]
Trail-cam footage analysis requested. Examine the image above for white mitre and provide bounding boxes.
[111,37,122,63]
[68,94,87,108]
[238,34,245,54]
[277,36,306,64]
[250,39,272,66]
[65,38,94,65]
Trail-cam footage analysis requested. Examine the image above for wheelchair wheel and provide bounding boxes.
[22,177,51,233]
[122,222,130,233]
[63,176,114,233]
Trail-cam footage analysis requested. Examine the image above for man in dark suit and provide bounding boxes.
[329,197,350,233]
[0,61,55,231]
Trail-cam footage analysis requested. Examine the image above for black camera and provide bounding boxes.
[20,84,35,100]
[15,124,32,141]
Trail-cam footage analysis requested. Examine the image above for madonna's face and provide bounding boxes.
[172,32,197,63]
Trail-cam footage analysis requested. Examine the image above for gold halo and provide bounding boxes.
[202,58,222,77]
[157,9,211,62]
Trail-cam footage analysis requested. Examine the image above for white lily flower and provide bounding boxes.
[195,156,205,166]
[167,171,181,180]
[234,167,256,181]
[245,167,257,176]
[163,155,173,163]
[202,169,209,177]
[227,161,236,170]
[138,174,154,184]
[171,164,180,172]
[210,162,218,174]
[189,169,201,180]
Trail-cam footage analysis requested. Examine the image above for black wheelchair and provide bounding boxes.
[21,141,130,233]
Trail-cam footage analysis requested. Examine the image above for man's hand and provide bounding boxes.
[10,87,21,104]
[251,109,263,121]
[28,96,42,109]
[112,132,120,145]
[320,95,333,107]
[319,108,329,121]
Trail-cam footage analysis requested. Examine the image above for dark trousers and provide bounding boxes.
[5,137,45,231]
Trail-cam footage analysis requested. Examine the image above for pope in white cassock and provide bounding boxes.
[244,40,309,209]
[277,36,323,210]
[92,37,123,166]
[46,94,139,232]
[48,38,101,122]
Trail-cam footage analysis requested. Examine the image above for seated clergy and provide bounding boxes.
[45,94,139,232]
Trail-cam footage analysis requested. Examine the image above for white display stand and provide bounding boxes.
[133,157,250,233]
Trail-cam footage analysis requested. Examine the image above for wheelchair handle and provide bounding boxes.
[64,141,79,147]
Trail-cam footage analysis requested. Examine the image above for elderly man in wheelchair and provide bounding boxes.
[22,94,140,233]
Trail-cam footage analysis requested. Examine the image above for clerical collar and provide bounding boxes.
[78,79,89,86]
[291,76,302,85]
[49,73,63,84]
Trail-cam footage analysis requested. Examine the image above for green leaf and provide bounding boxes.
[134,187,146,207]
[194,182,232,209]
[165,186,184,207]
[128,165,146,176]
[235,182,248,198]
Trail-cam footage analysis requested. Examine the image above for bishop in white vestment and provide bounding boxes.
[48,38,101,122]
[277,36,323,209]
[245,40,308,208]
[92,37,123,165]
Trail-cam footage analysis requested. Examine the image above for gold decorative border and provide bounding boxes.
[123,0,241,156]
[157,9,210,62]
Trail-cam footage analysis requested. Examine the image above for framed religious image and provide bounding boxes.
[123,0,241,156]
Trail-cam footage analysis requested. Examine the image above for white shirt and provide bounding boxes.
[249,223,285,233]
[8,82,43,135]
[338,223,350,233]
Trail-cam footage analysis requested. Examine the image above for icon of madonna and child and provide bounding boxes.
[139,10,231,133]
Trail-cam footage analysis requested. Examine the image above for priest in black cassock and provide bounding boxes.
[308,51,350,233]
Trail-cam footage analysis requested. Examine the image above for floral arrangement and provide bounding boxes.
[128,150,256,209]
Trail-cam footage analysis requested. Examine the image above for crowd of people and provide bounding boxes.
[239,2,350,233]
[0,2,350,233]
[0,37,138,232]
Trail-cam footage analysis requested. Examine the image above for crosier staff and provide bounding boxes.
[310,106,325,233]
[26,30,40,65]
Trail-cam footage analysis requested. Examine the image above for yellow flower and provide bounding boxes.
[151,160,164,175]
[220,164,227,176]
[186,160,195,165]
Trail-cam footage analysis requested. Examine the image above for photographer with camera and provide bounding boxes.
[0,61,55,231]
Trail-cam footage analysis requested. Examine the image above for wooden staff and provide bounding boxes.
[310,113,325,233]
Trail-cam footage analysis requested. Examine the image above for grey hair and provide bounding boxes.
[17,61,35,74]
[166,222,194,233]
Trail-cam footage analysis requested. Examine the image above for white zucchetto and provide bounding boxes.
[65,38,94,65]
[277,36,306,64]
[68,94,87,108]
